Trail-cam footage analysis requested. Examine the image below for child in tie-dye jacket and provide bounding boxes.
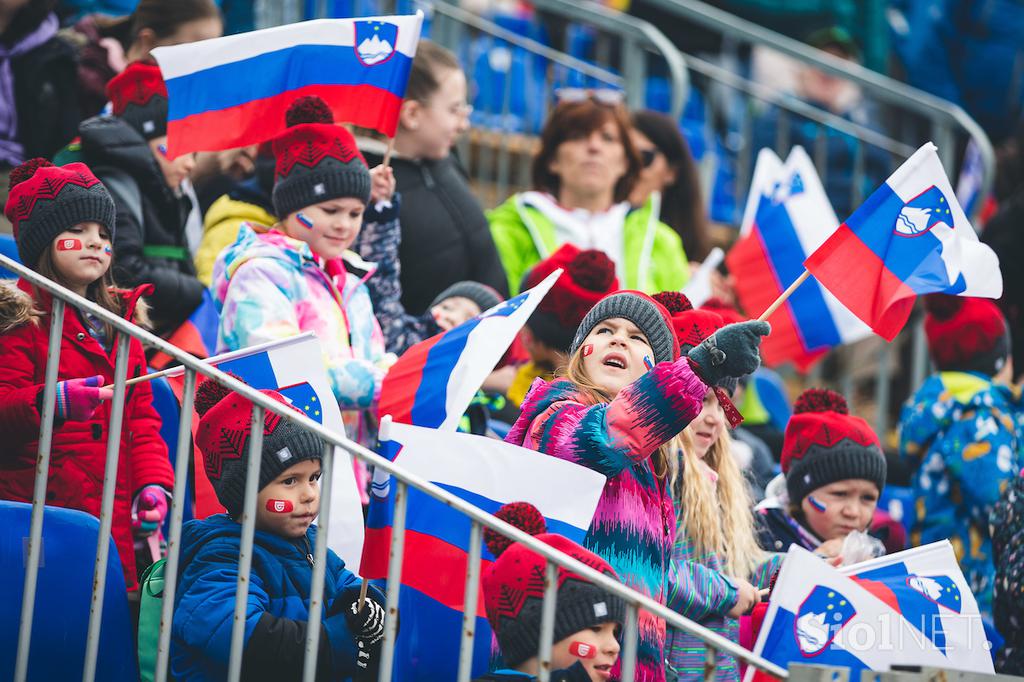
[505,291,769,682]
[212,97,395,468]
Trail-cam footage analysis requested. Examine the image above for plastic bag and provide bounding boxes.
[839,530,885,565]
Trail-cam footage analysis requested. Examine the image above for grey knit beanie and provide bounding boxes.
[430,281,505,313]
[569,290,679,364]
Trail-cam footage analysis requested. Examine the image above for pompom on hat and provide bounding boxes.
[106,60,168,140]
[5,158,116,268]
[781,388,886,505]
[522,244,619,353]
[193,375,326,517]
[482,502,625,666]
[923,294,1010,376]
[271,95,371,217]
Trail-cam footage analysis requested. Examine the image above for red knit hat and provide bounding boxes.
[523,244,619,353]
[923,295,1010,376]
[271,96,370,217]
[482,502,625,666]
[781,389,886,504]
[106,60,168,140]
[653,292,725,354]
[701,297,746,326]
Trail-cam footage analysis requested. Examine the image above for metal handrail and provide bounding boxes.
[6,253,789,680]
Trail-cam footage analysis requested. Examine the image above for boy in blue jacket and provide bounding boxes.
[171,377,386,681]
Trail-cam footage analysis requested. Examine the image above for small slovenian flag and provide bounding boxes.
[804,142,1002,341]
[378,270,561,430]
[151,14,423,158]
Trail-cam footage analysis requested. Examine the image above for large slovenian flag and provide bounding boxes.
[804,142,1003,341]
[151,14,423,158]
[378,269,561,430]
[727,147,871,370]
[361,422,606,680]
[746,543,992,682]
[166,333,366,572]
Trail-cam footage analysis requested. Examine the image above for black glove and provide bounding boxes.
[552,661,594,682]
[345,597,386,672]
[687,320,771,386]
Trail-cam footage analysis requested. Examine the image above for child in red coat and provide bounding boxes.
[0,158,174,591]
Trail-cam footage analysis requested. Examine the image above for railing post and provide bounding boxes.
[82,331,132,682]
[226,405,265,682]
[619,604,639,682]
[14,297,65,682]
[302,442,336,682]
[456,521,484,682]
[378,480,408,682]
[154,368,197,682]
[536,560,559,682]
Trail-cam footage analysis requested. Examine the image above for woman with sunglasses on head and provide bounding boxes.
[489,92,690,297]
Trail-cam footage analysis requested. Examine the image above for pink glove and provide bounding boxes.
[55,375,113,421]
[132,485,169,537]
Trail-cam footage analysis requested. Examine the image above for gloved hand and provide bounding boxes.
[54,375,112,421]
[132,485,169,537]
[344,597,386,673]
[687,320,770,386]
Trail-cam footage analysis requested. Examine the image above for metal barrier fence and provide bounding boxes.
[6,253,789,681]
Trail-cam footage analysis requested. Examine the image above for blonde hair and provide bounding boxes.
[561,347,676,482]
[675,426,765,579]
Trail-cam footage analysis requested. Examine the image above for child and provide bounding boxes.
[429,281,504,331]
[0,158,173,591]
[212,96,396,450]
[78,59,205,337]
[899,295,1022,619]
[505,290,768,681]
[508,244,618,408]
[476,502,624,682]
[171,377,386,680]
[755,389,887,561]
[652,293,778,682]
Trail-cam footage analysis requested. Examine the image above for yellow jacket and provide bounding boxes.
[195,194,277,286]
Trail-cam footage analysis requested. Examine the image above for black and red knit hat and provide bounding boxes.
[653,292,725,355]
[106,60,168,140]
[193,376,325,517]
[482,502,625,666]
[781,389,886,504]
[570,290,679,364]
[701,297,746,326]
[523,244,619,353]
[924,294,1010,376]
[271,96,371,218]
[5,158,116,268]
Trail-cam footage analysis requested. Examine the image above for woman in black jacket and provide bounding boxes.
[362,40,508,315]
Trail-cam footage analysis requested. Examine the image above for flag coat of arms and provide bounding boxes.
[727,147,871,370]
[378,269,561,430]
[151,14,423,157]
[747,542,993,680]
[362,422,606,680]
[804,142,1002,341]
[168,333,365,571]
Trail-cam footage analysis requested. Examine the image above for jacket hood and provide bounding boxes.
[204,194,276,233]
[504,377,587,447]
[179,513,321,570]
[79,115,170,196]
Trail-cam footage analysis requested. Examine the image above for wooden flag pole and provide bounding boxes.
[356,579,370,612]
[757,270,811,322]
[102,367,176,391]
[381,136,397,168]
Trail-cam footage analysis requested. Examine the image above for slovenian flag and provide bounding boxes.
[151,14,423,158]
[727,147,871,370]
[361,421,606,680]
[804,142,1002,341]
[166,333,366,572]
[378,269,561,430]
[746,542,993,682]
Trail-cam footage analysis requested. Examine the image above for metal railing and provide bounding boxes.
[6,253,788,681]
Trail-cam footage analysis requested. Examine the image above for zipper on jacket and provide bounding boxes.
[300,536,314,567]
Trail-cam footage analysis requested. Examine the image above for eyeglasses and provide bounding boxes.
[554,88,626,106]
[639,148,658,168]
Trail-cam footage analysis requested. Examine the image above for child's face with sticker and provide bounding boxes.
[50,221,112,294]
[282,197,365,261]
[801,479,880,542]
[579,317,652,397]
[255,459,321,539]
[551,622,620,680]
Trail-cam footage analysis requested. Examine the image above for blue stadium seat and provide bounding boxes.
[877,485,916,537]
[0,501,138,681]
[0,234,20,278]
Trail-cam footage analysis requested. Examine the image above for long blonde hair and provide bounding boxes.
[675,425,765,578]
[561,349,677,482]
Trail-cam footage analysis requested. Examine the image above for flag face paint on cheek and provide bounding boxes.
[56,238,82,251]
[157,144,168,157]
[582,344,594,357]
[297,212,315,229]
[266,499,294,514]
[808,495,827,513]
[103,245,112,256]
[643,355,654,370]
[568,641,597,659]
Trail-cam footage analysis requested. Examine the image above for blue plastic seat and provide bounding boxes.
[0,501,138,681]
[877,485,917,537]
[0,234,20,278]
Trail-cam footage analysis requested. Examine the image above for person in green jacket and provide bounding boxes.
[488,95,690,296]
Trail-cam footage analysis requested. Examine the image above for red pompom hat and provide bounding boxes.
[522,244,619,353]
[106,60,168,140]
[271,95,370,217]
[481,502,625,666]
[781,389,886,504]
[652,291,725,355]
[923,294,1010,376]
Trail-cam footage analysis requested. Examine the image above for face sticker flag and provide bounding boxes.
[56,238,82,251]
[296,212,315,229]
[569,641,597,659]
[266,499,293,513]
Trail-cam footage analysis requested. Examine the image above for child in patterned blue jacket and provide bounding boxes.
[171,378,387,681]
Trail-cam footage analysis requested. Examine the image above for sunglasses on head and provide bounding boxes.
[554,88,626,106]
